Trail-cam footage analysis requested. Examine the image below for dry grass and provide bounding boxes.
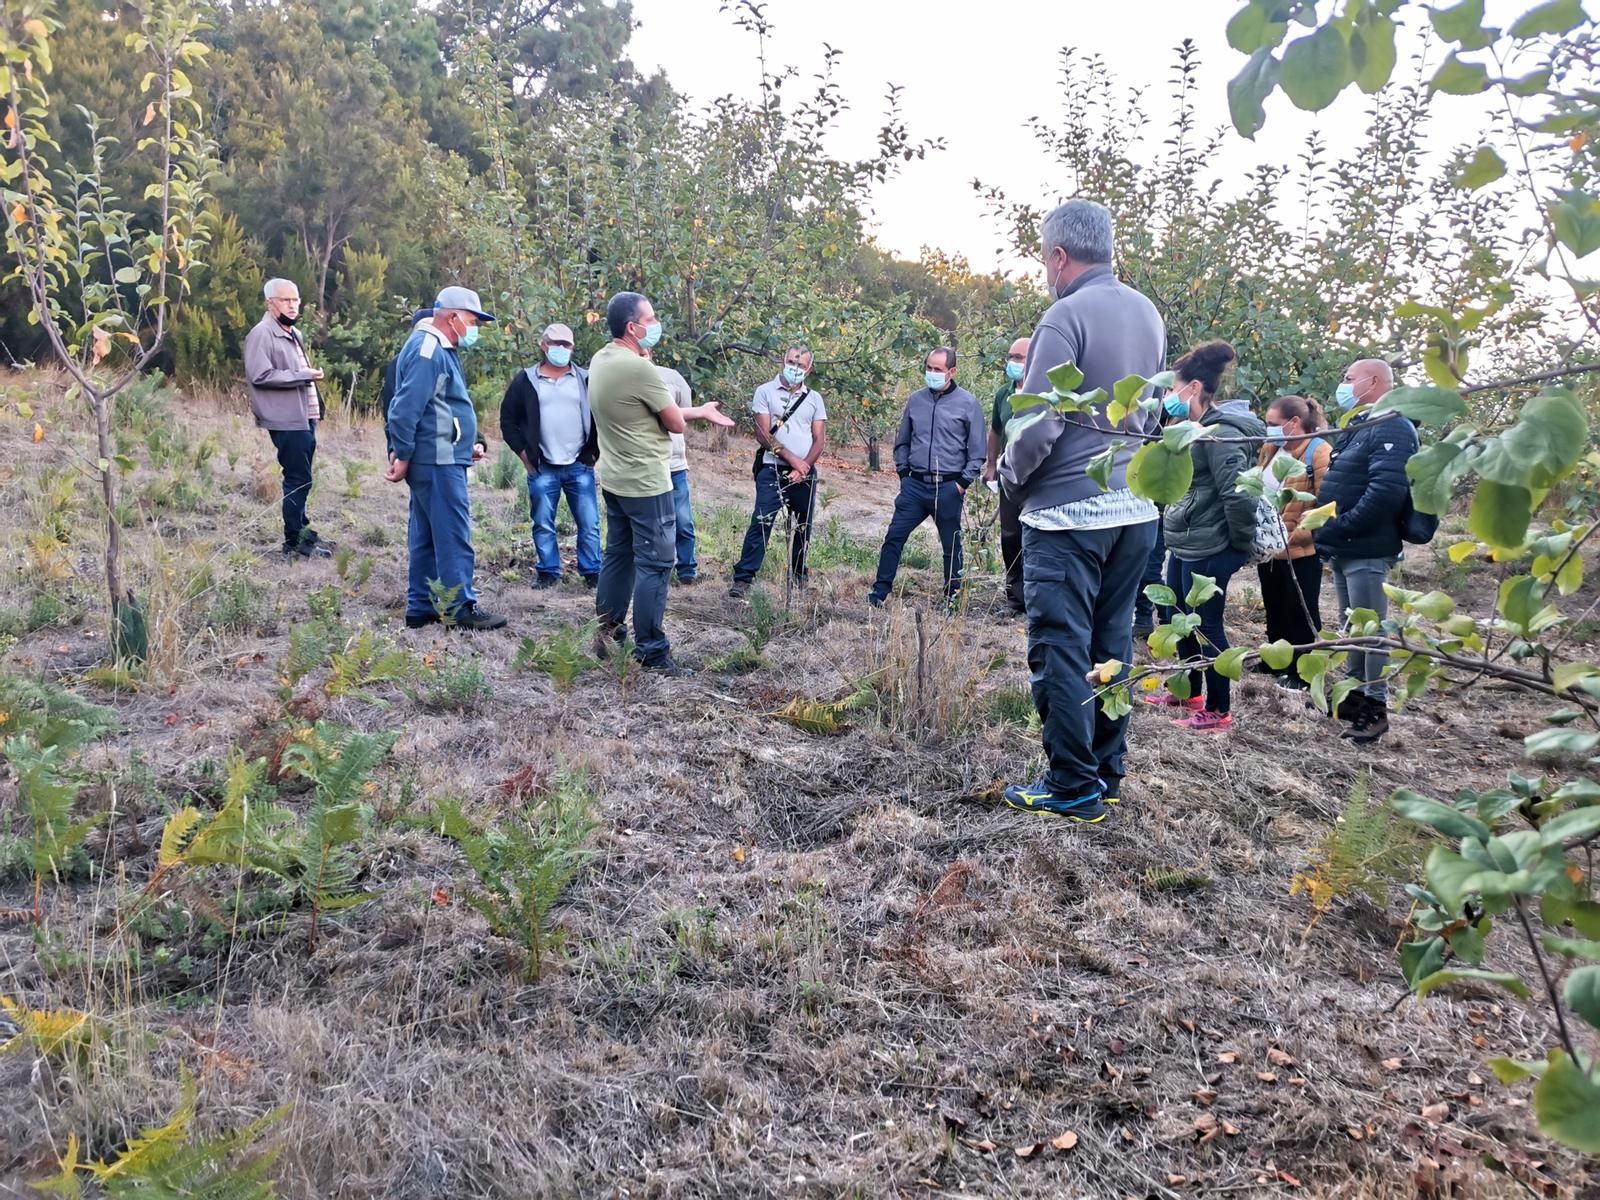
[0,369,1589,1198]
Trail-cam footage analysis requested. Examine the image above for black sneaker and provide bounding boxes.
[642,655,694,678]
[1277,674,1308,693]
[532,574,561,590]
[405,613,440,629]
[677,574,698,586]
[453,605,507,631]
[867,593,885,609]
[582,575,599,590]
[1249,660,1278,677]
[284,542,333,559]
[728,581,750,600]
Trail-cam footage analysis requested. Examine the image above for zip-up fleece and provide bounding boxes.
[891,384,986,485]
[1163,401,1267,560]
[1000,265,1166,513]
[386,319,478,466]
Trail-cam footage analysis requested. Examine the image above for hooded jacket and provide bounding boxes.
[385,319,479,467]
[1312,408,1420,561]
[1163,400,1267,561]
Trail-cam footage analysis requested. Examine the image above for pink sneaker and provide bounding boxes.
[1173,710,1232,733]
[1144,691,1203,711]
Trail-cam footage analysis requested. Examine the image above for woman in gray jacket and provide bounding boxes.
[1144,341,1265,733]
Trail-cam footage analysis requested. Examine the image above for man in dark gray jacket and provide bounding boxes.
[868,348,986,607]
[244,277,330,558]
[998,199,1166,822]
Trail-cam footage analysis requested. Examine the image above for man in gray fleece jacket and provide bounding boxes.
[998,199,1166,822]
[868,347,986,607]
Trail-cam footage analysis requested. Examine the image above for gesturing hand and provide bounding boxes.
[702,401,736,428]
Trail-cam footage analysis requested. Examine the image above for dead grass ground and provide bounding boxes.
[0,369,1590,1199]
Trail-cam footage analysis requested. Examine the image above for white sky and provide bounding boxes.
[628,0,1553,280]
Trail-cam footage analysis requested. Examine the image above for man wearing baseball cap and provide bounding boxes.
[379,306,434,417]
[384,285,507,631]
[498,321,600,589]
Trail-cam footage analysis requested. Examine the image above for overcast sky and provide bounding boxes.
[627,0,1548,280]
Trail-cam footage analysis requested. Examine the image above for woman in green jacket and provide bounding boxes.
[1144,340,1266,733]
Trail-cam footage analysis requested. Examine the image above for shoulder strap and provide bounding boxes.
[1302,436,1325,466]
[772,387,810,432]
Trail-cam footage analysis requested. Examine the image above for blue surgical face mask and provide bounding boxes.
[1005,361,1025,382]
[1163,395,1187,418]
[1335,381,1359,411]
[782,364,807,387]
[1267,424,1286,444]
[925,370,947,391]
[458,323,480,350]
[638,320,663,349]
[546,345,572,367]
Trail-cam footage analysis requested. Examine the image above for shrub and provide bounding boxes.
[515,621,599,691]
[422,654,492,713]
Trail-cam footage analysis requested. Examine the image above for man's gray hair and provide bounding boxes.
[1041,199,1114,265]
[785,342,814,363]
[263,277,298,300]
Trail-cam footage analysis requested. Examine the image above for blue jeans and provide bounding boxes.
[871,476,965,601]
[528,462,601,580]
[1023,521,1158,798]
[596,489,675,664]
[734,464,817,584]
[671,469,698,580]
[1332,555,1398,701]
[405,462,477,619]
[268,424,317,550]
[1168,547,1249,715]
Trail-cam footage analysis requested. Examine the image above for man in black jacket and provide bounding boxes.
[1312,357,1418,745]
[869,348,986,608]
[498,322,601,588]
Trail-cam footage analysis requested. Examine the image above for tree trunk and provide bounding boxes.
[866,438,881,472]
[93,391,123,606]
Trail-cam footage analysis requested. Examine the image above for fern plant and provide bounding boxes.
[515,620,599,691]
[324,628,418,703]
[1290,769,1420,939]
[35,1067,285,1199]
[438,769,598,980]
[0,994,103,1064]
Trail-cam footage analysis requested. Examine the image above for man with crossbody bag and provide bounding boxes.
[729,345,827,599]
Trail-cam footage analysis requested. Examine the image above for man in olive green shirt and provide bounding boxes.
[590,292,728,675]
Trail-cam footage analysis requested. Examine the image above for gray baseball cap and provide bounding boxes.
[433,285,496,322]
[542,322,575,343]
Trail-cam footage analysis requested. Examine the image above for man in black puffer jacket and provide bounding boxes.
[1312,358,1418,745]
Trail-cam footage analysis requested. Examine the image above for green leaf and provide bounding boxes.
[1498,575,1546,634]
[1109,373,1151,426]
[1540,806,1600,846]
[1371,387,1466,426]
[1565,965,1600,1029]
[1046,362,1084,394]
[1430,0,1496,49]
[1533,1050,1600,1153]
[1086,446,1116,492]
[1214,647,1250,681]
[1184,573,1220,608]
[1487,1056,1547,1084]
[1453,145,1507,190]
[1545,935,1600,960]
[1279,24,1350,112]
[1509,0,1585,38]
[1554,777,1600,804]
[1413,968,1530,1001]
[1228,48,1282,140]
[1126,442,1194,506]
[1476,388,1588,490]
[1432,53,1491,94]
[1008,392,1053,416]
[1448,921,1488,964]
[1351,15,1398,93]
[1525,727,1600,758]
[1502,67,1553,96]
[1143,584,1177,609]
[1259,639,1294,671]
[1392,789,1491,841]
[1400,937,1447,987]
[1227,3,1288,53]
[1409,591,1457,620]
[1544,895,1600,938]
[1407,441,1471,515]
[1468,479,1533,549]
[1426,846,1485,912]
[1551,190,1600,259]
[112,266,141,285]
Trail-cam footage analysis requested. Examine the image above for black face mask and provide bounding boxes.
[275,311,298,328]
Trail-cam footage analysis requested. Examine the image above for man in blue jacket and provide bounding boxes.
[868,348,986,608]
[384,285,507,632]
[1313,357,1417,745]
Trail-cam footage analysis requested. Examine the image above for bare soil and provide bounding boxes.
[0,371,1589,1199]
